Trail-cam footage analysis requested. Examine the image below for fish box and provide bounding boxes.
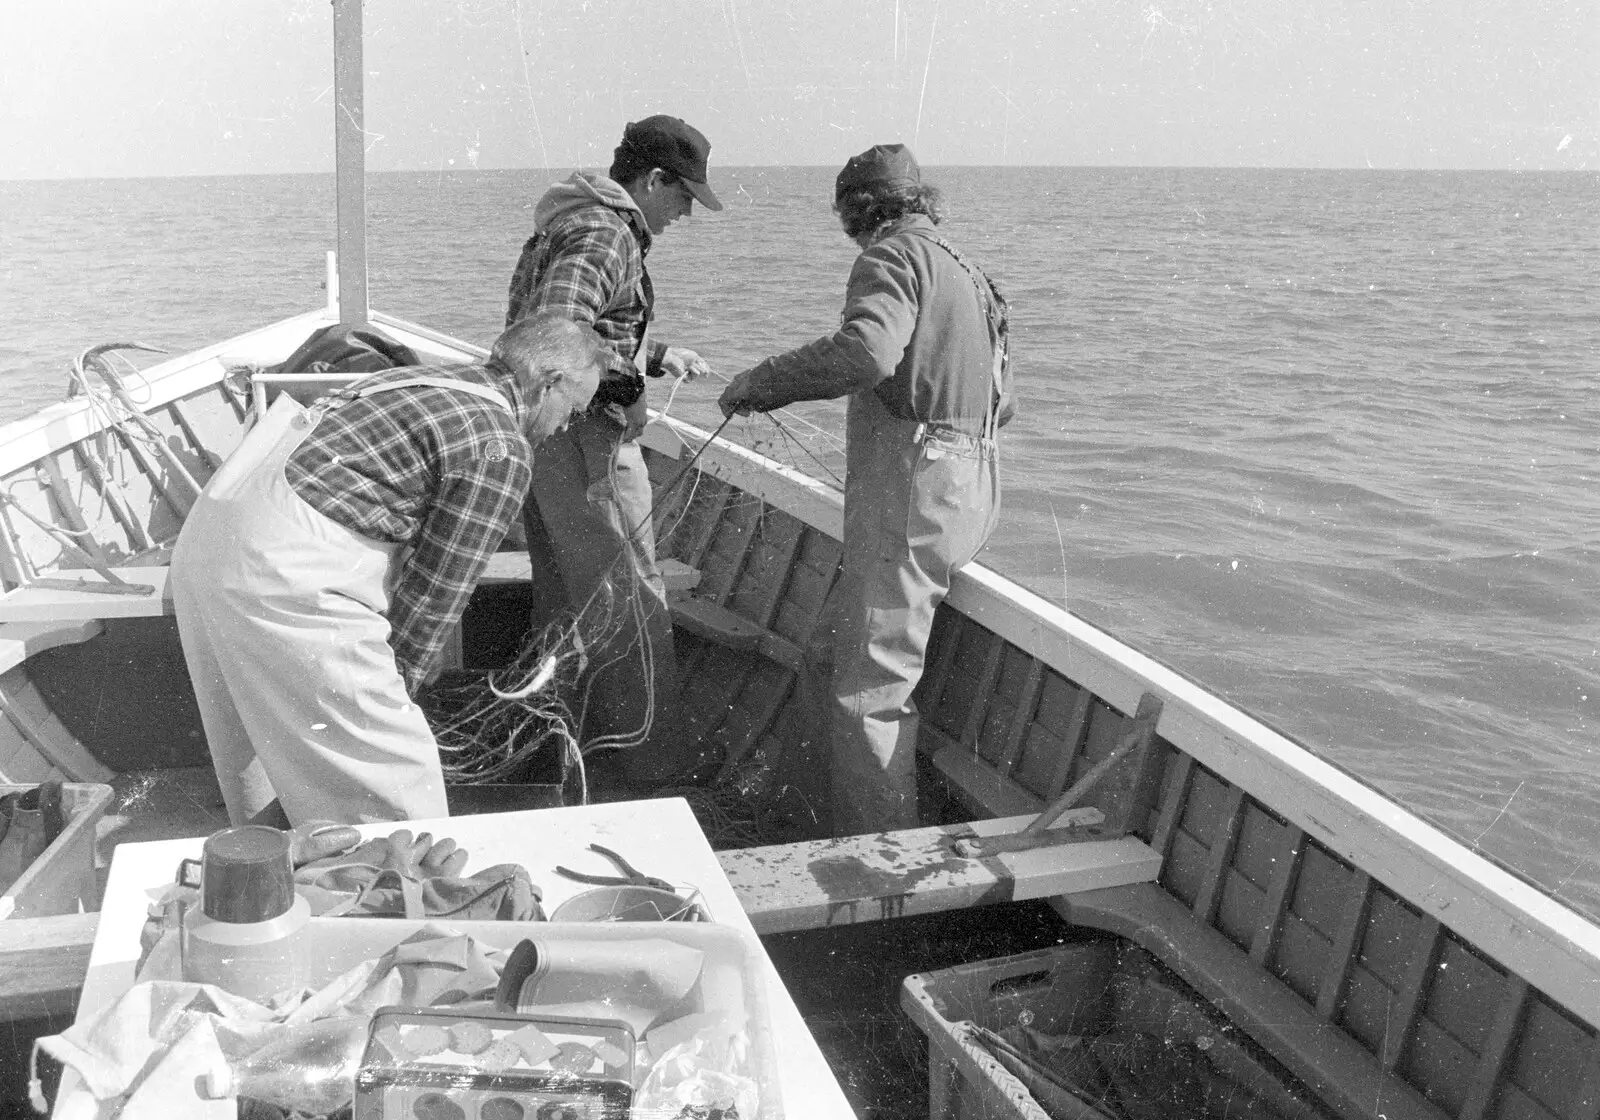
[902,936,1330,1120]
[1,781,113,919]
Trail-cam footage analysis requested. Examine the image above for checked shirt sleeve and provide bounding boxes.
[508,219,647,408]
[386,435,532,694]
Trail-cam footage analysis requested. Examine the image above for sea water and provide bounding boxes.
[2,167,1596,916]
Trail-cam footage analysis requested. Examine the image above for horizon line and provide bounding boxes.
[4,164,1590,185]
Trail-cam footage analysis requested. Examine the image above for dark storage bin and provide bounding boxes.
[902,937,1330,1120]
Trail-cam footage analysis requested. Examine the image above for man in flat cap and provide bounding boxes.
[506,115,722,788]
[719,143,1013,834]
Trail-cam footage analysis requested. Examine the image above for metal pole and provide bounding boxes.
[332,0,368,327]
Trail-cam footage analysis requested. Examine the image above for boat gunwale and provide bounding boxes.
[641,399,1600,1031]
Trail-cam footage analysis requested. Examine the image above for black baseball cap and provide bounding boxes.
[618,115,723,211]
[835,143,921,201]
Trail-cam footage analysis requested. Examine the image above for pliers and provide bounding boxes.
[554,843,675,892]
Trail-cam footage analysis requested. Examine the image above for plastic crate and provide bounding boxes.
[901,937,1325,1120]
[1,781,113,919]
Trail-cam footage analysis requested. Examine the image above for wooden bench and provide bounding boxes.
[720,818,1161,935]
[0,568,173,624]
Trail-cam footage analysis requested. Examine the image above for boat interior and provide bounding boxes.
[0,309,1595,1120]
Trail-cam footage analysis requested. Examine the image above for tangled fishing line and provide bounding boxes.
[425,369,848,847]
[429,401,737,812]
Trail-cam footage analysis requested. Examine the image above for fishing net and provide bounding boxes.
[425,566,636,806]
[423,374,850,848]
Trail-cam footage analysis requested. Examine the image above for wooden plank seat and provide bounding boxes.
[1055,881,1450,1120]
[0,555,701,623]
[0,620,104,676]
[0,567,173,624]
[669,596,766,651]
[719,815,1161,935]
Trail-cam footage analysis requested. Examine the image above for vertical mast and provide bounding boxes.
[332,0,369,327]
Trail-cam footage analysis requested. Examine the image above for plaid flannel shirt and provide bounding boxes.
[285,364,532,694]
[505,198,664,409]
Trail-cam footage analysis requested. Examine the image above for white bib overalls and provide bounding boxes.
[171,376,510,826]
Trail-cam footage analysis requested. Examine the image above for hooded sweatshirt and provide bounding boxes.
[505,172,667,410]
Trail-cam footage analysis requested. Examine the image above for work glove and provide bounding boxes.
[294,828,542,921]
[288,820,363,868]
[294,828,471,881]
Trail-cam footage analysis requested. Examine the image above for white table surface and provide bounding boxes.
[66,797,856,1118]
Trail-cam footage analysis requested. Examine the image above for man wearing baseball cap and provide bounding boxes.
[719,143,1013,834]
[505,115,722,790]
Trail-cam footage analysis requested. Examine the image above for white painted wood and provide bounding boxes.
[69,799,857,1118]
[648,414,845,538]
[942,562,1600,1027]
[0,568,172,622]
[719,816,1158,935]
[478,552,699,591]
[0,620,103,675]
[332,0,368,327]
[0,310,333,478]
[369,310,488,363]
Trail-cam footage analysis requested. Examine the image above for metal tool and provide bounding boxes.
[950,808,1105,859]
[554,843,675,892]
[954,693,1164,859]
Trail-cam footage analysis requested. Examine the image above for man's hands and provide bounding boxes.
[603,397,652,441]
[659,346,713,381]
[717,369,761,418]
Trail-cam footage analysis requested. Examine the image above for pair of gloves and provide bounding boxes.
[147,825,542,962]
[290,825,544,921]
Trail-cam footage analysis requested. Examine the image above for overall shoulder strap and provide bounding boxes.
[928,235,1011,437]
[350,374,513,413]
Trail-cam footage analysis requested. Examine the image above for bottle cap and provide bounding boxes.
[200,825,296,924]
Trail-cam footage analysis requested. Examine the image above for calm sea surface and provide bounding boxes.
[3,167,1597,916]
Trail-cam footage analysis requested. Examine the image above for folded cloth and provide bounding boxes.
[39,926,511,1117]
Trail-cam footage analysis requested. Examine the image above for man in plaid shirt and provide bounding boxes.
[506,115,722,787]
[172,313,603,827]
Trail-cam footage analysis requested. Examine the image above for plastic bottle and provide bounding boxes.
[202,1017,368,1114]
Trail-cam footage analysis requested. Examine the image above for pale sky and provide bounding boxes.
[3,0,1594,178]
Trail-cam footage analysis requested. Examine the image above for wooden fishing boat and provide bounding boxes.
[0,301,1596,1120]
[5,5,1598,1117]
